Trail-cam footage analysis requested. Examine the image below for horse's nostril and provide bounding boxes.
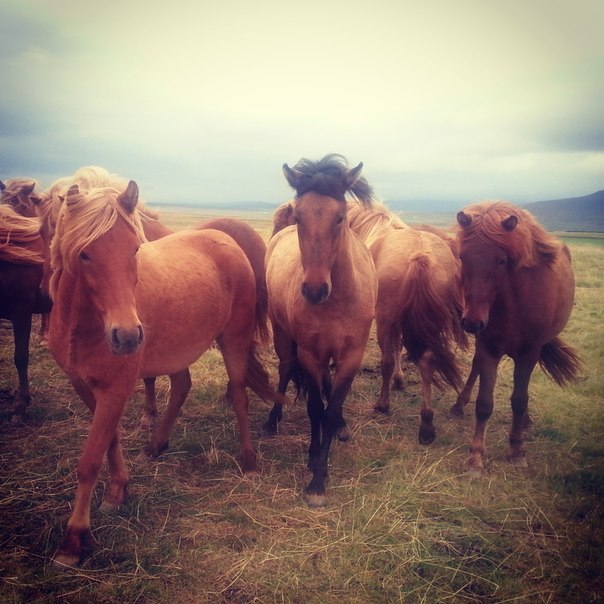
[301,282,329,305]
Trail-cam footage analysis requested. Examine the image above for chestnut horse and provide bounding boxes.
[0,178,41,217]
[139,215,270,430]
[451,201,581,475]
[264,154,377,506]
[347,202,468,443]
[0,207,52,417]
[48,179,277,567]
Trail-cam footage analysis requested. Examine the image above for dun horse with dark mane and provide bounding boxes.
[264,154,377,506]
[48,174,278,567]
[451,201,581,475]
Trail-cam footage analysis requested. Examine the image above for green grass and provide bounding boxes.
[0,210,602,603]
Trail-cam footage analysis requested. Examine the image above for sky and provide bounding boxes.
[1,0,603,209]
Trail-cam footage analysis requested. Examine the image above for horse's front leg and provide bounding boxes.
[450,351,479,417]
[508,356,538,467]
[465,346,500,476]
[417,351,436,444]
[53,391,129,568]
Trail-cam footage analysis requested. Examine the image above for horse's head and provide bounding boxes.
[60,179,145,355]
[456,207,518,335]
[283,155,372,305]
[0,178,40,218]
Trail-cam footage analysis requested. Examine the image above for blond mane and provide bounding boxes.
[0,206,44,264]
[346,200,409,247]
[0,177,39,217]
[49,167,147,298]
[457,201,564,268]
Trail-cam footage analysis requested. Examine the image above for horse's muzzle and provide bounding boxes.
[461,317,486,335]
[301,282,330,305]
[110,324,144,355]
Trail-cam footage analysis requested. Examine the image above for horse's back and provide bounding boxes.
[136,229,257,376]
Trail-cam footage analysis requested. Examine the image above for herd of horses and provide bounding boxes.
[0,155,581,568]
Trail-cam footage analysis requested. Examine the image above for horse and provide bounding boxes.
[48,178,279,567]
[451,201,581,475]
[346,202,468,443]
[0,206,52,418]
[139,215,270,430]
[264,154,377,506]
[0,178,41,218]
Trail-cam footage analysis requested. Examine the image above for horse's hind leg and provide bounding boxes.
[139,377,159,429]
[374,320,397,414]
[508,357,537,467]
[417,351,436,444]
[12,314,33,419]
[264,322,293,435]
[141,369,191,458]
[392,334,405,391]
[217,335,257,474]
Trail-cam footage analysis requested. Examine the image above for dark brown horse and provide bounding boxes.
[0,207,52,417]
[48,175,279,567]
[451,201,581,475]
[264,154,377,506]
[0,178,41,217]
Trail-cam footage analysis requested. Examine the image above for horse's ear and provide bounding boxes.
[23,181,36,195]
[65,184,81,206]
[346,162,364,187]
[118,180,139,214]
[282,164,302,189]
[0,181,5,192]
[457,211,472,228]
[501,215,518,232]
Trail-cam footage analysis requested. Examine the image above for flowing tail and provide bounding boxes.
[246,343,286,405]
[539,336,582,386]
[399,253,467,391]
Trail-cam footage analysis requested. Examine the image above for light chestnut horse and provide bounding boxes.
[451,201,581,475]
[48,179,277,567]
[139,215,270,430]
[264,154,377,506]
[347,203,468,443]
[0,207,52,417]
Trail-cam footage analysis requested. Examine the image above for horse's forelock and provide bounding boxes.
[458,201,561,267]
[288,154,374,205]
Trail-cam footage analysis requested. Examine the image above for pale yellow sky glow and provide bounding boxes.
[1,0,603,206]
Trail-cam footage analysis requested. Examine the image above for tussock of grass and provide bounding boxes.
[1,223,602,603]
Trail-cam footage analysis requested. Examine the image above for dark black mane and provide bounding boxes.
[285,154,374,206]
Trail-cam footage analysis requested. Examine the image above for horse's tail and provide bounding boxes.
[245,343,287,405]
[399,253,465,391]
[539,336,582,386]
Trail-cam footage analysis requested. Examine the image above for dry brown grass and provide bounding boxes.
[0,211,602,603]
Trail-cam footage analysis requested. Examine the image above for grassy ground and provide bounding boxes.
[0,210,602,603]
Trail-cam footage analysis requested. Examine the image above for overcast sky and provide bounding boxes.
[1,0,603,208]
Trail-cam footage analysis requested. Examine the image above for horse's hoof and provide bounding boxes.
[52,552,80,571]
[335,425,351,442]
[262,422,278,436]
[243,469,261,480]
[448,404,464,418]
[373,405,390,415]
[419,428,436,445]
[508,454,528,468]
[305,492,326,508]
[99,500,120,514]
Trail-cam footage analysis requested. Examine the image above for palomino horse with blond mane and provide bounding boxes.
[264,154,377,506]
[48,177,278,567]
[346,202,468,444]
[0,207,52,417]
[451,201,581,475]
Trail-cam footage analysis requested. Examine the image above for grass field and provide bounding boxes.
[0,209,602,603]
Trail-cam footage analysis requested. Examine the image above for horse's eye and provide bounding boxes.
[336,215,345,226]
[496,257,507,266]
[80,251,90,262]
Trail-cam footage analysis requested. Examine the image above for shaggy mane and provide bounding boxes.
[457,201,564,268]
[347,200,409,247]
[0,206,44,264]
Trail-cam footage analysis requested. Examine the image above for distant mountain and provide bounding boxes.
[522,190,604,232]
